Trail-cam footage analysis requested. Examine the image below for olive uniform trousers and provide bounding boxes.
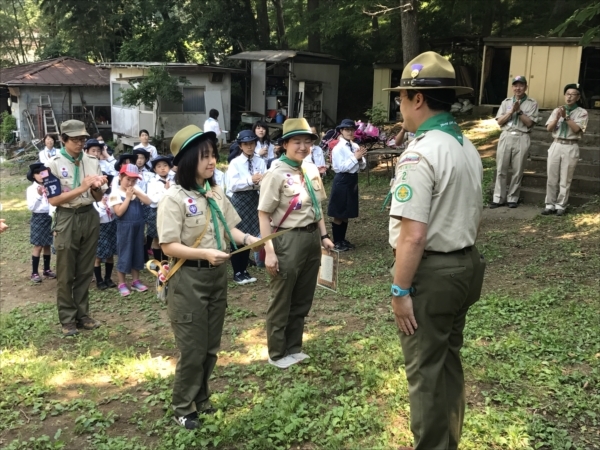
[493,131,530,204]
[267,227,321,361]
[545,141,579,210]
[167,263,227,417]
[54,205,100,325]
[399,246,486,450]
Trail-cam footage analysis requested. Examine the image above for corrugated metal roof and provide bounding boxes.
[228,50,344,63]
[96,62,245,73]
[0,57,109,87]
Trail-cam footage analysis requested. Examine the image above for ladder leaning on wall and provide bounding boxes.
[39,95,59,136]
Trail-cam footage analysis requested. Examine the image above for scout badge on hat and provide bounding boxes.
[512,75,527,85]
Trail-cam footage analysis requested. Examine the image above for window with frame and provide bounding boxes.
[161,87,206,113]
[112,83,131,107]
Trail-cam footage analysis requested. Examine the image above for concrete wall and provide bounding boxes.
[291,62,339,123]
[109,68,232,140]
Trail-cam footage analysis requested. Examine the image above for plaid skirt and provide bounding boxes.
[30,213,53,246]
[145,207,158,238]
[230,190,260,236]
[97,220,117,259]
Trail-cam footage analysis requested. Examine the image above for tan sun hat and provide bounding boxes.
[60,120,89,137]
[281,118,318,140]
[384,51,473,95]
[170,125,216,165]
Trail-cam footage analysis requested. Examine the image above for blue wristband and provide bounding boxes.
[391,284,413,297]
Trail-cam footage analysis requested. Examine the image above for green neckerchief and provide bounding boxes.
[511,94,528,126]
[195,181,237,251]
[279,154,322,221]
[415,112,463,145]
[60,147,83,189]
[559,104,578,138]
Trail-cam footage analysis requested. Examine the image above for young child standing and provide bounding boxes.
[253,120,274,162]
[108,164,152,296]
[93,174,117,289]
[146,155,173,262]
[328,119,367,252]
[26,163,56,283]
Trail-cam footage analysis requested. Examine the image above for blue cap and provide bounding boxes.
[236,130,258,143]
[336,119,358,131]
[84,139,102,150]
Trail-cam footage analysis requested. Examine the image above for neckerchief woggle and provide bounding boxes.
[195,181,237,251]
[279,154,322,221]
[559,104,578,138]
[414,112,463,145]
[60,147,83,188]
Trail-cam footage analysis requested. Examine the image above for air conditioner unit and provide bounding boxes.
[209,72,224,83]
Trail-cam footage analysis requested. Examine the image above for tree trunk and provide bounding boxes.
[10,0,27,63]
[255,0,271,48]
[307,0,320,53]
[371,16,381,51]
[271,0,287,49]
[400,0,419,66]
[241,0,260,47]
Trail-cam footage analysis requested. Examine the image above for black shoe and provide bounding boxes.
[97,280,108,290]
[489,202,505,209]
[342,240,355,249]
[556,209,566,216]
[243,271,257,283]
[233,272,249,285]
[104,278,117,288]
[174,412,200,430]
[507,202,518,208]
[333,242,349,252]
[541,208,555,216]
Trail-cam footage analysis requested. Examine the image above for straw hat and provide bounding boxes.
[280,118,318,141]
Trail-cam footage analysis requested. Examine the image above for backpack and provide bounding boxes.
[319,128,340,152]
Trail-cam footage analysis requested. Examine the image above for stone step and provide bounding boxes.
[529,142,600,163]
[521,171,600,193]
[529,128,600,146]
[526,157,600,178]
[519,186,597,207]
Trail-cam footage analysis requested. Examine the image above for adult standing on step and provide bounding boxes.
[45,120,107,336]
[541,83,588,217]
[385,51,486,450]
[490,76,539,209]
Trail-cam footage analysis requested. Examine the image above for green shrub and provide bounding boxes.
[0,111,17,143]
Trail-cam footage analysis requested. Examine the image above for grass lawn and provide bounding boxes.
[1,122,598,449]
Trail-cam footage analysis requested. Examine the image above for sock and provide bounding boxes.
[331,223,341,244]
[43,255,51,271]
[105,263,114,281]
[32,256,40,274]
[153,248,163,262]
[94,266,103,283]
[341,221,348,242]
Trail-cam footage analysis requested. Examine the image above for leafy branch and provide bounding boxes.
[551,2,600,46]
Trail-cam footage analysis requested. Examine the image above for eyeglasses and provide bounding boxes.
[565,93,580,97]
[69,137,88,143]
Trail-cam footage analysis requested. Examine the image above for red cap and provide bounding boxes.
[119,163,142,179]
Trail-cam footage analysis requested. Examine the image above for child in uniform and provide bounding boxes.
[26,163,56,282]
[93,174,117,289]
[146,155,173,262]
[133,129,158,167]
[253,120,275,162]
[108,164,152,296]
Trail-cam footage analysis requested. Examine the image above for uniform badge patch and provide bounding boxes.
[61,167,68,177]
[398,154,421,166]
[394,184,413,203]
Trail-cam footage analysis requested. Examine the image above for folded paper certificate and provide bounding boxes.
[229,228,293,255]
[317,248,339,292]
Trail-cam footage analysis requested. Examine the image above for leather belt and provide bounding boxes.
[554,138,577,145]
[181,259,215,269]
[424,246,473,257]
[280,222,319,232]
[57,204,94,214]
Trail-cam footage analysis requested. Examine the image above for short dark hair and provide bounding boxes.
[176,139,217,190]
[406,89,456,112]
[139,129,150,136]
[209,109,219,119]
[92,132,102,139]
[252,120,271,145]
[43,134,56,143]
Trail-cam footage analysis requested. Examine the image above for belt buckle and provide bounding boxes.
[510,131,518,135]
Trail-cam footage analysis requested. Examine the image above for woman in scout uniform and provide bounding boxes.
[328,118,367,252]
[542,83,588,216]
[157,125,261,430]
[258,118,335,370]
[384,52,486,450]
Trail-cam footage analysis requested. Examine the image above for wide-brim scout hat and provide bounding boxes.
[564,83,581,94]
[114,153,135,172]
[512,75,527,85]
[84,138,102,150]
[170,125,216,166]
[384,51,473,95]
[27,162,47,182]
[151,155,173,170]
[61,120,89,137]
[336,119,358,131]
[280,118,318,140]
[133,148,151,162]
[119,163,142,179]
[236,130,259,143]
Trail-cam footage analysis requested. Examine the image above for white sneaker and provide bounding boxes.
[289,352,310,362]
[268,355,298,369]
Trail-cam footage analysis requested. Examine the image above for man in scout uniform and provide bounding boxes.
[541,83,588,216]
[383,51,486,450]
[490,75,539,208]
[45,120,107,336]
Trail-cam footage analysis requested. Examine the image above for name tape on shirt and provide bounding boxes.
[42,172,62,198]
[397,154,421,166]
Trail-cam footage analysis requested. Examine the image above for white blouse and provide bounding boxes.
[331,137,366,174]
[226,153,267,195]
[26,182,50,214]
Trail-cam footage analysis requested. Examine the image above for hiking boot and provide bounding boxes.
[104,278,117,288]
[268,355,299,369]
[77,316,101,330]
[97,280,108,290]
[131,280,148,292]
[243,271,257,283]
[43,269,57,279]
[541,208,555,216]
[31,273,42,283]
[62,322,79,337]
[489,202,505,209]
[173,412,200,430]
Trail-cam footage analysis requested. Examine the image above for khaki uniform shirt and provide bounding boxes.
[258,160,326,228]
[546,106,588,140]
[389,130,483,252]
[157,185,240,250]
[45,152,105,208]
[496,96,539,132]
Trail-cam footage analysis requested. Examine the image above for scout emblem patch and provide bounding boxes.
[394,184,413,203]
[411,64,423,78]
[186,198,198,214]
[61,167,69,177]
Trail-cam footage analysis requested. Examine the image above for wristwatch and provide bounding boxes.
[391,284,414,297]
[321,234,330,241]
[516,111,523,116]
